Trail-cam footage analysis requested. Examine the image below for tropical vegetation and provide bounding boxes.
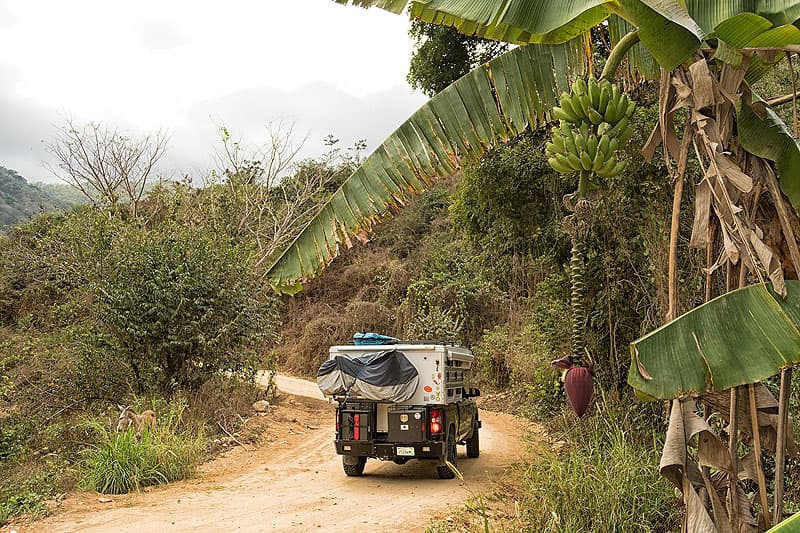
[267,1,800,529]
[5,1,800,530]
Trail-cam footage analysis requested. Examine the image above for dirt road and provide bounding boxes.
[17,376,532,533]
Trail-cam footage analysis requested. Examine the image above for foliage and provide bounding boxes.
[373,184,450,258]
[80,398,204,494]
[451,100,688,396]
[0,166,82,228]
[0,470,60,525]
[336,0,707,70]
[399,226,505,345]
[517,395,679,532]
[450,131,571,289]
[207,128,363,268]
[95,225,279,394]
[266,40,592,292]
[630,282,800,399]
[472,275,570,418]
[0,207,115,327]
[407,19,508,97]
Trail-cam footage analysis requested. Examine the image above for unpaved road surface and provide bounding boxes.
[14,376,534,533]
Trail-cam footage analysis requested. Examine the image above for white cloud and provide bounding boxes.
[138,20,188,51]
[162,82,426,180]
[0,0,427,182]
[0,1,14,31]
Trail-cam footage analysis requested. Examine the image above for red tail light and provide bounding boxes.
[335,409,340,435]
[354,414,360,440]
[430,409,442,434]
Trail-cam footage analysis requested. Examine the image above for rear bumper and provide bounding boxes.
[336,440,446,460]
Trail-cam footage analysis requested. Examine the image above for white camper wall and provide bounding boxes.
[328,344,474,406]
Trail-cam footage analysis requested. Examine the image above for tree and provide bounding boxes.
[271,1,800,527]
[46,117,169,216]
[407,20,507,97]
[211,123,364,271]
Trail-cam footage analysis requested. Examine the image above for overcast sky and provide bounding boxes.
[0,0,427,183]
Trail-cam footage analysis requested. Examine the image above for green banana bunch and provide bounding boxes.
[547,76,634,179]
[552,77,634,127]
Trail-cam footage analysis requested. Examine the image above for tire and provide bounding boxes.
[437,428,458,480]
[466,417,480,458]
[342,455,366,477]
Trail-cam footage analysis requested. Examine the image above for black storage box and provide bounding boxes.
[388,408,426,442]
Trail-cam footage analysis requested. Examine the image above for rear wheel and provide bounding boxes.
[437,428,458,479]
[342,455,366,477]
[466,417,480,458]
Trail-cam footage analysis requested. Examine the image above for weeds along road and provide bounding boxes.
[22,375,532,533]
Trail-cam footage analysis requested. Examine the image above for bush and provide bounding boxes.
[95,225,279,393]
[0,208,116,328]
[471,273,570,418]
[81,399,204,494]
[518,397,679,532]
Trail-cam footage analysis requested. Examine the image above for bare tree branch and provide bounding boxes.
[45,116,170,215]
[212,122,363,272]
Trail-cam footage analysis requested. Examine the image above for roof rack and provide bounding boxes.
[347,339,455,346]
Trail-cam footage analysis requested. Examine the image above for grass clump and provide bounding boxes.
[80,399,204,494]
[518,397,680,533]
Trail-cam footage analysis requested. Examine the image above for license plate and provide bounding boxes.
[396,446,415,456]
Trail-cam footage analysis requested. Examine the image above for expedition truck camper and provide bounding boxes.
[317,335,480,479]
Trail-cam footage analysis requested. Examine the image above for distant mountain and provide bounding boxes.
[0,166,86,228]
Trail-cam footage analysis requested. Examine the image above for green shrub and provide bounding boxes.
[95,225,279,394]
[471,273,570,418]
[0,469,62,525]
[80,399,204,494]
[0,419,32,463]
[398,228,506,345]
[0,487,48,525]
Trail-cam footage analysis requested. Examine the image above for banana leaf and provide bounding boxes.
[628,282,800,400]
[736,98,800,214]
[767,510,800,531]
[685,0,800,33]
[335,0,703,69]
[266,42,588,293]
[336,1,800,72]
[709,13,800,83]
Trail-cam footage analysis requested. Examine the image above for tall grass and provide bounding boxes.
[519,396,680,533]
[80,399,204,494]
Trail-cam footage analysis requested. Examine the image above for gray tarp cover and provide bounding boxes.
[317,350,419,402]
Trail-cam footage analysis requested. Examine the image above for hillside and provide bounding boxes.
[0,166,84,228]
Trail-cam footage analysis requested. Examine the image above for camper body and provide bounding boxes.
[322,343,480,479]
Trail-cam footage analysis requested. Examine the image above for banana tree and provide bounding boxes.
[266,1,800,528]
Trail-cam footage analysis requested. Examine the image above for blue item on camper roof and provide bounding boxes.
[353,332,399,345]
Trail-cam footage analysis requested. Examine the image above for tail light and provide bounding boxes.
[354,414,360,440]
[335,409,340,436]
[430,409,442,435]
